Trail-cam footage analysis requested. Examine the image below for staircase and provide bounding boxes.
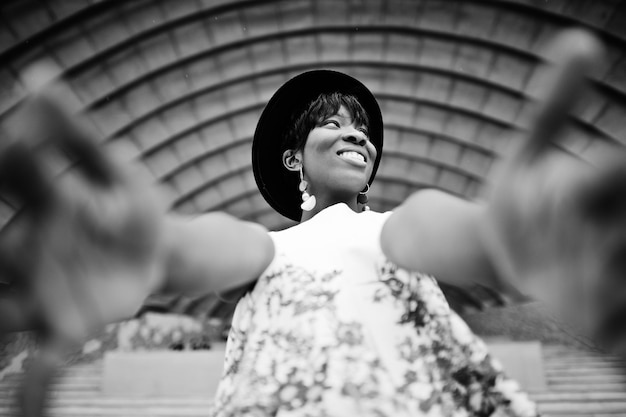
[0,345,625,416]
[530,345,626,417]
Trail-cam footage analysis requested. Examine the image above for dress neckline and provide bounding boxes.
[315,202,353,216]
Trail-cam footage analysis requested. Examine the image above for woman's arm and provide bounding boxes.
[380,189,526,301]
[0,212,274,334]
[159,212,274,295]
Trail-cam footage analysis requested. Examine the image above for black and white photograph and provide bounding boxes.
[1,1,626,416]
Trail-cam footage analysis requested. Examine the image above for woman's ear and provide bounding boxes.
[282,149,302,172]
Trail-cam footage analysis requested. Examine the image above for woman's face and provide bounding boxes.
[301,105,377,198]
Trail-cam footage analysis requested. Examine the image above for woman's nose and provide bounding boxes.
[342,130,368,146]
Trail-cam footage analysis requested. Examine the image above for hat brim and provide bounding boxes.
[252,70,384,222]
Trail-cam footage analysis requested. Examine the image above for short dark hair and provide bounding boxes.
[282,92,371,152]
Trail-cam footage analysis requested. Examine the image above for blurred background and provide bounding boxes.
[1,0,626,415]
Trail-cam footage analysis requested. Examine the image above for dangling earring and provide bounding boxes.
[299,166,316,211]
[357,184,370,212]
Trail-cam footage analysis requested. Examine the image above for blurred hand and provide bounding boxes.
[0,73,167,344]
[484,29,626,352]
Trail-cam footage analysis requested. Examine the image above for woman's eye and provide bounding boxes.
[323,120,340,127]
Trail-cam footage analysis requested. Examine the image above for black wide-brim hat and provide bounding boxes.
[252,70,384,222]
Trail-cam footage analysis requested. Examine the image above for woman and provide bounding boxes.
[0,29,623,417]
[213,70,537,416]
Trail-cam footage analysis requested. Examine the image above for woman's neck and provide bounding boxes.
[299,193,359,222]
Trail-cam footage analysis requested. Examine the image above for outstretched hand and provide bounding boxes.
[0,72,167,344]
[485,29,626,351]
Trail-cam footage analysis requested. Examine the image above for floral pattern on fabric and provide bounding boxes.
[375,263,537,417]
[212,258,538,417]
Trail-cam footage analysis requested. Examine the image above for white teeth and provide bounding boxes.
[339,151,365,163]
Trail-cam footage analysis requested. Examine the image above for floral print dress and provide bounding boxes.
[212,203,538,417]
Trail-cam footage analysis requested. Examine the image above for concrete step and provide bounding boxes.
[0,398,215,407]
[544,356,626,362]
[538,401,626,414]
[0,404,216,416]
[545,368,626,377]
[531,392,626,402]
[1,375,101,383]
[546,372,626,384]
[0,381,100,391]
[540,412,626,416]
[532,382,626,392]
[543,361,625,370]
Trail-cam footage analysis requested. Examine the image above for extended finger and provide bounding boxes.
[16,64,125,188]
[0,142,58,218]
[0,216,37,291]
[0,286,41,334]
[520,29,604,161]
[17,91,122,188]
[576,147,626,223]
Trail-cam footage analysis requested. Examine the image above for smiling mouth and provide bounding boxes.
[337,150,367,164]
